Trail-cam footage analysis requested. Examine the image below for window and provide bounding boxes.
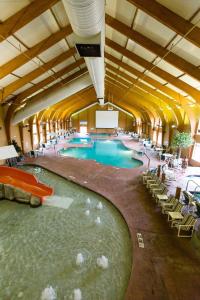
[32,123,38,146]
[80,126,87,134]
[192,143,200,162]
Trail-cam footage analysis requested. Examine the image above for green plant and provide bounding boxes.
[171,132,193,158]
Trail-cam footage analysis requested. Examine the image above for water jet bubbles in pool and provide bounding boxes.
[86,198,91,204]
[85,210,90,216]
[97,255,109,269]
[95,216,101,225]
[17,292,23,298]
[41,286,57,300]
[76,253,84,266]
[97,201,103,210]
[73,289,82,300]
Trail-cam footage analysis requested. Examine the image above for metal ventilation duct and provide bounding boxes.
[12,73,92,125]
[62,0,105,104]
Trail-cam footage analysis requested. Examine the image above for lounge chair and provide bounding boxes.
[165,202,183,216]
[157,194,173,206]
[174,215,197,237]
[151,185,167,199]
[142,170,152,184]
[161,198,178,214]
[163,201,183,215]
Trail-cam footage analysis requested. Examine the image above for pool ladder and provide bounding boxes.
[132,150,150,169]
[186,179,200,192]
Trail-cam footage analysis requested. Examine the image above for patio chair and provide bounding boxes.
[174,215,197,237]
[142,170,152,184]
[157,194,173,206]
[146,176,161,188]
[149,182,165,193]
[165,202,183,216]
[151,185,167,199]
[163,201,183,215]
[161,198,178,214]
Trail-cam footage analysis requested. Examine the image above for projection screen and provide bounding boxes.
[96,111,119,128]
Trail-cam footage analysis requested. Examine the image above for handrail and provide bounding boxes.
[195,185,200,192]
[132,149,151,169]
[186,179,200,192]
[143,153,151,169]
[143,153,150,169]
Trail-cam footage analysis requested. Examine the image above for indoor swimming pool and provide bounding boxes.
[60,139,143,168]
[0,166,132,300]
[68,137,92,144]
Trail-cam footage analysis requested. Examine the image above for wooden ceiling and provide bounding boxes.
[1,0,200,128]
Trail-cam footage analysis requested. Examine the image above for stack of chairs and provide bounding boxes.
[142,170,197,238]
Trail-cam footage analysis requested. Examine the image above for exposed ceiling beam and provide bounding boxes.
[9,58,85,105]
[105,82,148,120]
[106,77,166,122]
[0,0,60,42]
[106,14,200,82]
[127,0,200,48]
[105,53,193,105]
[0,25,73,79]
[106,63,183,124]
[0,48,76,101]
[106,71,131,88]
[106,38,199,100]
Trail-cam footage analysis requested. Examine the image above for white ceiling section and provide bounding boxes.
[0,0,30,22]
[126,40,157,62]
[133,10,176,47]
[0,36,27,65]
[0,0,199,122]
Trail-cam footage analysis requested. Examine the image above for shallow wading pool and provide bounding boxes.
[0,166,132,300]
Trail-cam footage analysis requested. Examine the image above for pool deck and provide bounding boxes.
[25,137,200,300]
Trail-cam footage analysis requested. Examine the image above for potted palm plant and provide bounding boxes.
[171,132,193,158]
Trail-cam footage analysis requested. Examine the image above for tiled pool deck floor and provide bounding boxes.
[26,137,200,300]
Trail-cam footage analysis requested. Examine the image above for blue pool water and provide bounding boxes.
[68,137,91,144]
[190,191,200,202]
[60,140,143,169]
